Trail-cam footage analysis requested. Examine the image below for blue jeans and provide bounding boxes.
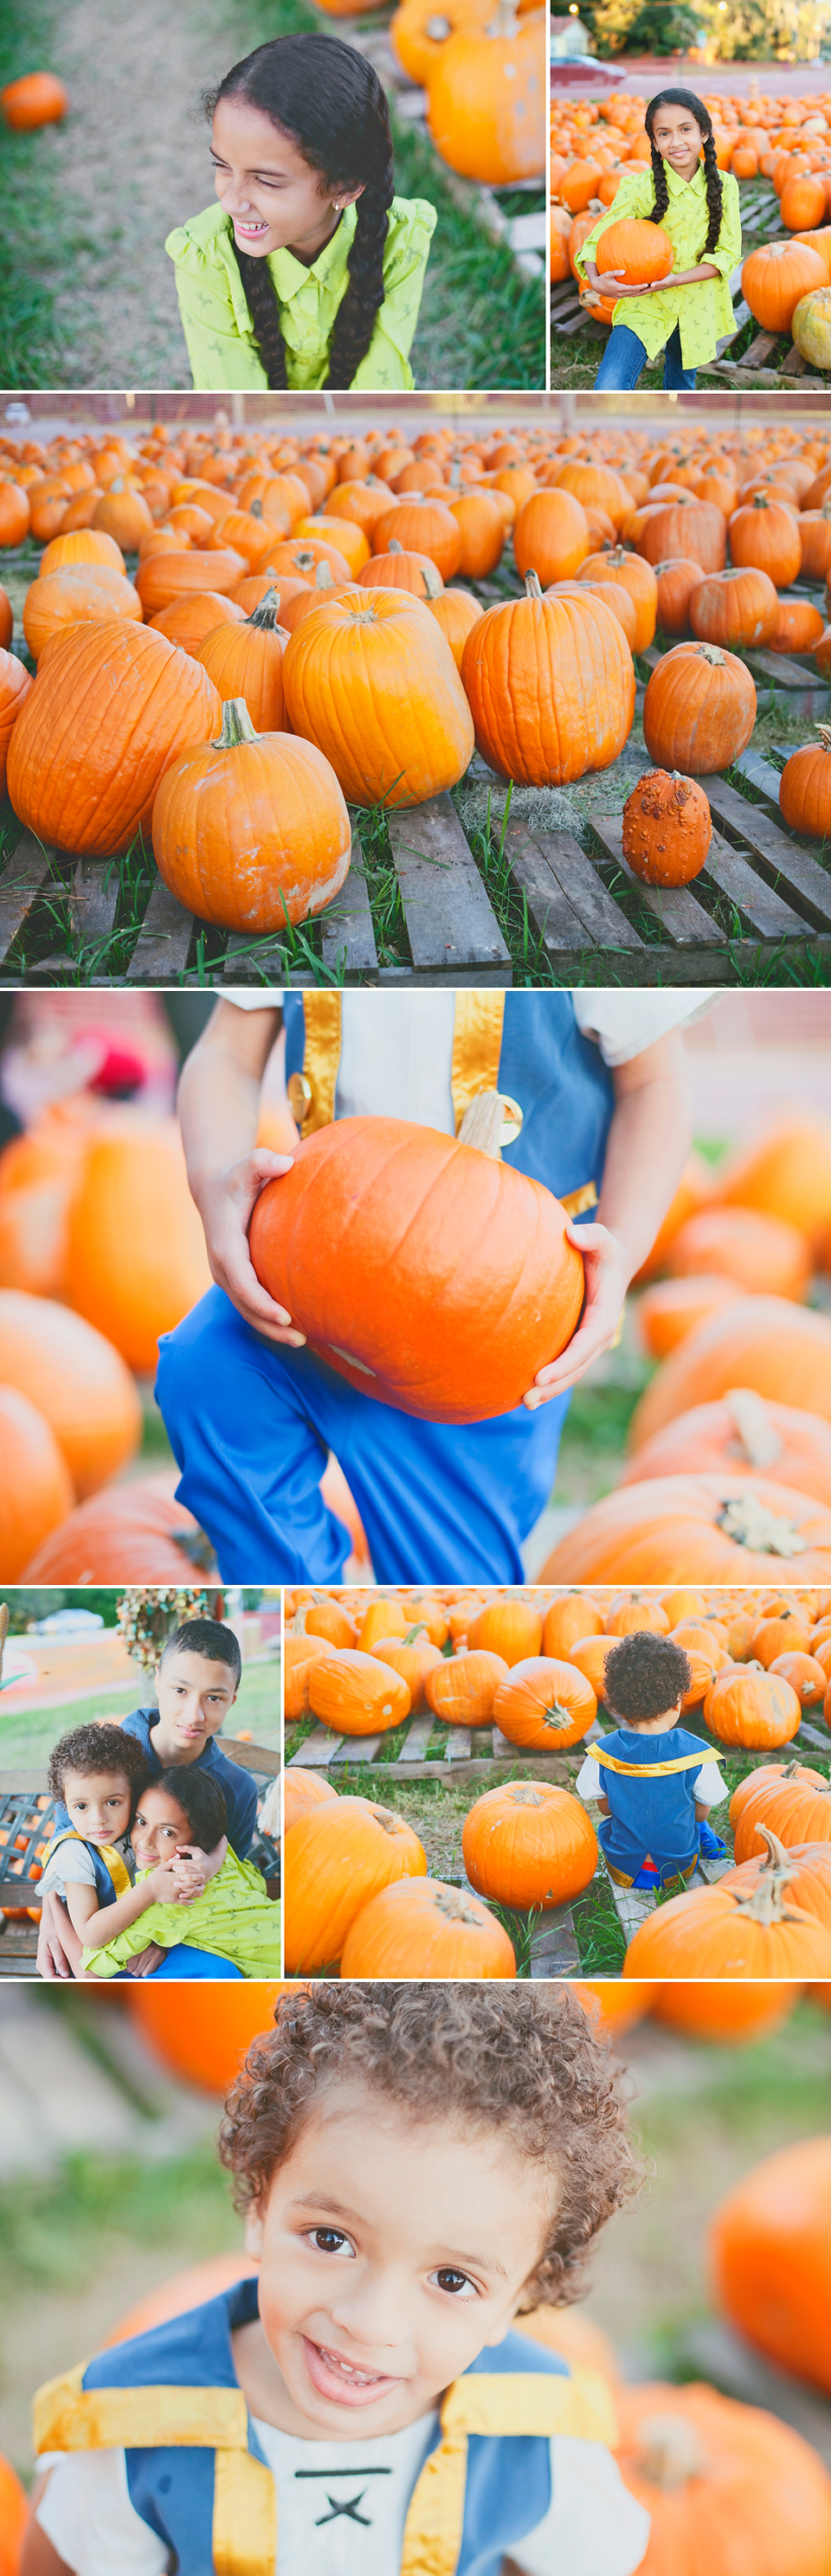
[594,321,696,391]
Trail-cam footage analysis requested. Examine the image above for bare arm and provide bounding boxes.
[177,1001,306,1344]
[36,1888,85,1980]
[525,1029,693,1405]
[583,260,718,295]
[71,1864,186,1952]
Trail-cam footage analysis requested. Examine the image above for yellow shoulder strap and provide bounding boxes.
[213,2445,277,2576]
[293,994,343,1135]
[35,2364,276,2576]
[42,1829,132,1898]
[399,2365,617,2576]
[597,1749,708,1778]
[450,995,506,1130]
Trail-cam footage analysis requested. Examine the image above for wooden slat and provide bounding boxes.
[529,1903,581,1977]
[399,1717,435,1761]
[320,840,379,979]
[733,747,788,800]
[387,795,511,981]
[0,832,53,966]
[222,933,291,982]
[126,873,195,980]
[288,1725,344,1766]
[703,827,808,940]
[745,648,824,691]
[447,1728,472,1760]
[68,854,120,948]
[604,1870,655,1942]
[590,815,725,949]
[332,1733,382,1765]
[740,329,780,370]
[705,774,831,931]
[507,821,645,956]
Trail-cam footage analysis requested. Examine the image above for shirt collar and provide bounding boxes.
[663,158,706,197]
[267,202,358,295]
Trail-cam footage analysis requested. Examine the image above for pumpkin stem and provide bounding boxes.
[692,643,726,664]
[715,1495,807,1557]
[389,538,404,553]
[426,11,452,32]
[725,1388,783,1470]
[292,1607,310,1634]
[245,583,286,632]
[421,563,443,599]
[525,570,544,602]
[212,698,260,750]
[250,498,264,519]
[459,1087,507,1160]
[403,1624,429,1645]
[433,1887,490,1925]
[632,2412,710,2491]
[314,561,335,589]
[813,721,831,751]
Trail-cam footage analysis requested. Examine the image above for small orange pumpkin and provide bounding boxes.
[339,1877,517,1978]
[461,1779,598,1909]
[492,1656,597,1751]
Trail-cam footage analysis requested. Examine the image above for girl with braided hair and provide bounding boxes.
[165,35,436,391]
[574,89,741,390]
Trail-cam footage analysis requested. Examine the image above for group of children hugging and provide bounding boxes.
[35,1617,279,1982]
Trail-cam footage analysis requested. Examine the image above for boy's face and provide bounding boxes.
[132,1787,192,1870]
[248,2089,552,2440]
[152,1652,239,1761]
[61,1768,132,1846]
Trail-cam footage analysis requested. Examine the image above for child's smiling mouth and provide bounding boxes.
[302,2335,403,2407]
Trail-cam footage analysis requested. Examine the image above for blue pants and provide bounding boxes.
[594,322,696,391]
[116,1947,243,1979]
[156,1287,569,1584]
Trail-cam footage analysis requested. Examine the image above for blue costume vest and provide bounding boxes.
[42,1828,131,1906]
[596,1725,713,1883]
[35,2280,617,2576]
[282,992,615,1215]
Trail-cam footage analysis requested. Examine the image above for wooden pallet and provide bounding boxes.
[588,738,831,981]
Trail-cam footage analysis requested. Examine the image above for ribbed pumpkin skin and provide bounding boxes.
[282,587,474,808]
[653,557,707,634]
[63,1125,212,1373]
[728,497,802,588]
[629,1294,831,1446]
[596,218,673,284]
[719,1840,831,1929]
[642,642,756,773]
[577,546,657,650]
[513,489,590,584]
[461,588,635,786]
[249,1116,585,1424]
[689,566,778,649]
[708,2136,831,2399]
[0,1384,74,1579]
[7,622,221,857]
[703,1666,802,1749]
[770,596,824,654]
[134,548,248,615]
[152,726,351,932]
[282,1768,338,1835]
[732,1771,831,1863]
[0,649,32,791]
[194,605,288,731]
[467,1599,543,1665]
[306,1648,411,1736]
[538,1473,831,1583]
[39,529,126,577]
[284,1796,428,1970]
[150,593,246,648]
[23,564,143,660]
[779,736,831,838]
[635,499,726,572]
[613,2379,831,2576]
[492,1656,597,1750]
[427,13,544,184]
[338,1877,517,1978]
[622,1880,831,1980]
[0,1288,141,1497]
[461,1781,598,1908]
[620,1394,831,1505]
[742,238,827,330]
[23,1480,214,1581]
[424,1650,510,1723]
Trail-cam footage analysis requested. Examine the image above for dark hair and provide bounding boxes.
[137,1764,228,1852]
[208,36,395,391]
[159,1617,242,1686]
[604,1632,692,1725]
[219,1984,641,2308]
[644,88,724,258]
[48,1723,151,1807]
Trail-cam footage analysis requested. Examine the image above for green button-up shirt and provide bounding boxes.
[164,196,436,392]
[576,162,742,369]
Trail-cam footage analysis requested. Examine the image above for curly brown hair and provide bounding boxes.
[219,1984,641,2309]
[604,1632,692,1725]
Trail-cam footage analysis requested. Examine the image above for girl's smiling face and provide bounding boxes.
[650,101,705,180]
[132,1786,192,1871]
[210,96,363,263]
[234,2088,554,2441]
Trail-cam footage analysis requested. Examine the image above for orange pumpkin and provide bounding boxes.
[306,1648,411,1736]
[367,1627,443,1705]
[642,641,756,773]
[628,1294,831,1447]
[284,1795,427,1969]
[134,548,248,616]
[151,698,351,933]
[637,1276,743,1360]
[370,498,463,582]
[492,1655,597,1750]
[621,1391,831,1508]
[512,488,590,585]
[425,1648,510,1723]
[0,1383,74,1579]
[731,1764,831,1862]
[623,1870,831,1980]
[596,217,673,284]
[750,1607,811,1665]
[462,1779,598,1907]
[742,236,827,331]
[148,591,246,650]
[22,1479,218,1583]
[717,1116,831,1252]
[689,564,779,650]
[22,563,143,660]
[653,556,708,634]
[728,495,802,589]
[248,1103,585,1424]
[779,723,831,838]
[541,1593,603,1657]
[612,2378,831,2575]
[0,648,32,792]
[129,1985,284,2090]
[770,596,825,654]
[642,1978,797,2042]
[577,545,657,650]
[539,1473,831,1584]
[718,1826,831,1937]
[461,574,635,787]
[339,1877,517,1977]
[0,1288,140,1497]
[299,1597,358,1648]
[635,499,726,573]
[622,768,712,886]
[0,481,30,546]
[425,585,485,670]
[708,2131,831,2398]
[63,1124,212,1375]
[282,586,474,808]
[703,1663,802,1749]
[39,527,126,577]
[467,1597,543,1665]
[284,1633,336,1720]
[427,6,544,186]
[193,586,288,731]
[0,2450,28,2576]
[93,480,154,549]
[665,1205,810,1300]
[1,71,68,128]
[358,1597,410,1652]
[282,1769,338,1835]
[571,1979,656,2036]
[8,621,221,858]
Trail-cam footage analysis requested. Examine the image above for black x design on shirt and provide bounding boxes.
[315,2490,372,2528]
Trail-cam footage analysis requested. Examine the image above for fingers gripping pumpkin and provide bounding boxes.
[248,1088,585,1424]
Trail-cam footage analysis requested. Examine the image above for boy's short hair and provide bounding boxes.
[143,1765,228,1851]
[220,1986,641,2308]
[604,1631,692,1724]
[159,1618,242,1687]
[48,1723,151,1807]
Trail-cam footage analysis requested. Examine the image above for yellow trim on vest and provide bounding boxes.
[441,2365,617,2446]
[299,993,343,1135]
[42,1827,132,1900]
[213,2444,278,2576]
[450,994,506,1132]
[596,1749,707,1778]
[605,1857,697,1890]
[34,2365,249,2457]
[400,2425,468,2576]
[560,1182,598,1220]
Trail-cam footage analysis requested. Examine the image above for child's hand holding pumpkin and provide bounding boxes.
[523,1220,628,1407]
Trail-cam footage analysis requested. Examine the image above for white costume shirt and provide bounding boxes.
[576,1754,727,1806]
[36,2418,650,2576]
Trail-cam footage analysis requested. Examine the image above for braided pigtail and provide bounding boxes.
[700,126,725,254]
[326,163,394,390]
[647,138,669,227]
[231,244,289,390]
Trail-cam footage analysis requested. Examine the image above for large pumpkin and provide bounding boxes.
[665,1205,810,1300]
[492,1655,596,1750]
[596,218,673,284]
[512,489,590,584]
[338,1877,517,1977]
[134,548,248,617]
[0,648,32,793]
[7,621,221,857]
[193,586,288,731]
[282,586,474,808]
[641,641,756,773]
[149,591,245,651]
[461,1779,598,1907]
[742,236,827,331]
[248,1101,584,1424]
[63,1122,212,1374]
[467,1597,543,1665]
[0,1288,141,1497]
[39,527,126,577]
[612,2379,831,2576]
[306,1647,411,1736]
[708,2133,831,2398]
[647,1980,798,2044]
[284,1795,427,1970]
[151,698,351,932]
[427,3,544,185]
[628,1295,831,1447]
[637,1275,745,1362]
[22,1478,216,1581]
[634,499,726,573]
[538,1472,831,1583]
[779,723,831,838]
[577,546,657,650]
[0,1383,74,1579]
[688,564,779,649]
[621,1390,831,1506]
[716,1117,831,1251]
[424,1648,510,1722]
[129,1985,284,2090]
[368,1627,443,1705]
[702,1662,802,1749]
[728,495,802,589]
[461,573,635,786]
[22,562,144,660]
[622,1871,831,1980]
[731,1764,831,1863]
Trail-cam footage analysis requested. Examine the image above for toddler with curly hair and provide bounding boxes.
[576,1630,729,1891]
[27,1984,649,2576]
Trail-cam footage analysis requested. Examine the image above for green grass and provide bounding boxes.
[0,0,74,383]
[0,1656,280,1765]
